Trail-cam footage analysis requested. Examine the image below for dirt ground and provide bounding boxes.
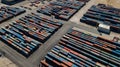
[0,57,17,67]
[96,0,120,8]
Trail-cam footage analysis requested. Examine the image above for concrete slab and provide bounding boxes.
[69,0,96,24]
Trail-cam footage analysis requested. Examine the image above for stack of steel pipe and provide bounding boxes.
[41,28,120,67]
[80,4,120,33]
[0,27,40,57]
[0,13,62,57]
[37,0,89,21]
[0,6,26,23]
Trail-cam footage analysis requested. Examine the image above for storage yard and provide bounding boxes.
[0,0,120,67]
